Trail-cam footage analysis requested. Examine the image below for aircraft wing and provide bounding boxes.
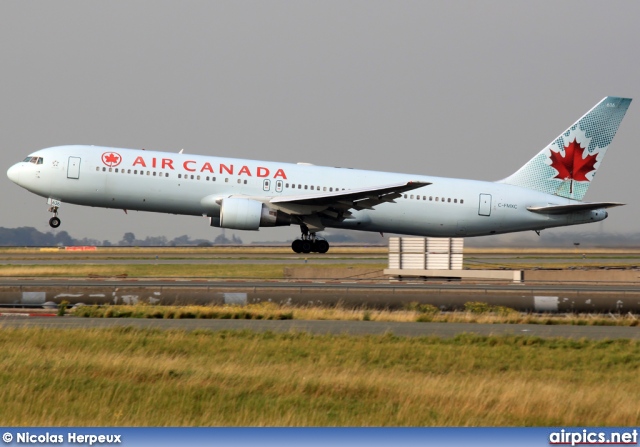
[527,202,624,215]
[268,180,430,219]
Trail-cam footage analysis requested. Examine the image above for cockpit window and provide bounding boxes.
[37,158,43,164]
[23,156,33,162]
[23,156,43,164]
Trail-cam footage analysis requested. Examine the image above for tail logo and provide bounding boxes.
[549,139,597,183]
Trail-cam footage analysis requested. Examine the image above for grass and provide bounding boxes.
[0,327,637,426]
[0,263,385,278]
[70,302,640,326]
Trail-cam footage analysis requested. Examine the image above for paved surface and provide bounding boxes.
[0,317,637,340]
[2,278,640,293]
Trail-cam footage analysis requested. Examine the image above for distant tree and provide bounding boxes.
[102,240,112,247]
[54,231,74,246]
[142,236,168,246]
[170,235,191,246]
[121,232,136,246]
[213,234,231,245]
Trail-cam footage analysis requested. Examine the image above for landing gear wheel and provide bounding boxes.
[315,239,329,254]
[301,241,312,254]
[291,240,303,253]
[49,217,61,228]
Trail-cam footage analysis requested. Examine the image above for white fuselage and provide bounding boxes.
[7,145,607,237]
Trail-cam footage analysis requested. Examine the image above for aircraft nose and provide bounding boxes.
[6,163,22,185]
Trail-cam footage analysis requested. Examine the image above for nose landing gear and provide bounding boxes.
[291,225,330,254]
[48,206,61,228]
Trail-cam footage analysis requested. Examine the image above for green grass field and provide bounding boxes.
[0,327,638,426]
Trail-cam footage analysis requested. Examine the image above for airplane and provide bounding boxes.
[6,96,631,253]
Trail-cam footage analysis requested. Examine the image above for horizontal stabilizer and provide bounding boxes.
[527,202,624,215]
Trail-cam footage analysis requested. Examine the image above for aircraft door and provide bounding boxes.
[275,180,283,193]
[263,179,271,191]
[478,194,491,216]
[67,157,81,179]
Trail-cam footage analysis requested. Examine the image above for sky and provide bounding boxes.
[2,1,640,245]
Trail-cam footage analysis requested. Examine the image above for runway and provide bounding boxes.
[1,316,638,340]
[1,278,640,312]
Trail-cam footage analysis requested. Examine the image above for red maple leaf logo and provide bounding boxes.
[101,152,122,167]
[549,139,597,182]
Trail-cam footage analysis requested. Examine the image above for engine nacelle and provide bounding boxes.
[217,198,291,230]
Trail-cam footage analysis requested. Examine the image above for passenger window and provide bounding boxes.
[435,197,439,202]
[244,180,247,184]
[213,177,216,181]
[447,198,451,203]
[225,178,229,183]
[237,179,241,184]
[153,172,156,176]
[460,199,464,204]
[190,175,194,179]
[197,175,200,180]
[109,168,112,172]
[128,169,131,174]
[178,174,182,178]
[305,185,308,190]
[298,185,302,189]
[165,173,169,177]
[329,187,333,192]
[454,199,457,203]
[95,167,99,171]
[102,167,106,172]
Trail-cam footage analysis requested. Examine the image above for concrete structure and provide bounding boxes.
[384,237,523,282]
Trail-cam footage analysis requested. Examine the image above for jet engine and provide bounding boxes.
[215,198,291,230]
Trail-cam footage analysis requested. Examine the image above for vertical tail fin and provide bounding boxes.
[499,96,631,200]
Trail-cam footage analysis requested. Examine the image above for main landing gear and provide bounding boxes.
[291,225,329,254]
[48,205,61,228]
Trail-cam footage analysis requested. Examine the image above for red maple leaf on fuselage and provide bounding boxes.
[549,139,597,182]
[104,153,120,164]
